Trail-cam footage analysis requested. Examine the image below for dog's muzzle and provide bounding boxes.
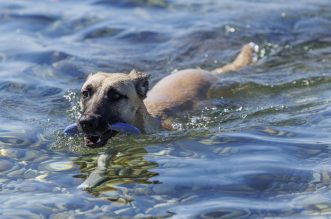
[79,114,102,133]
[78,114,116,148]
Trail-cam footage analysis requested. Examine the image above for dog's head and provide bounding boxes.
[78,70,149,148]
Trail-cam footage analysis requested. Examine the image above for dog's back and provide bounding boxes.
[144,69,218,118]
[144,43,256,119]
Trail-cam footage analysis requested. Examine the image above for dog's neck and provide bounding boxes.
[133,103,161,134]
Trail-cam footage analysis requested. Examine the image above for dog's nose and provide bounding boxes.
[79,114,100,133]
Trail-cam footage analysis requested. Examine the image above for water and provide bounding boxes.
[1,0,331,218]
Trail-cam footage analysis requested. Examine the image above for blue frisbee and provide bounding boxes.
[110,122,141,135]
[63,123,79,135]
[64,122,141,136]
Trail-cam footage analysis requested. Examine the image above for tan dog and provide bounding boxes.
[78,43,256,148]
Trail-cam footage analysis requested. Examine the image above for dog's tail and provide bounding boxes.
[212,42,259,74]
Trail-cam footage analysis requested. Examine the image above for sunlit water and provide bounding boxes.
[1,0,331,218]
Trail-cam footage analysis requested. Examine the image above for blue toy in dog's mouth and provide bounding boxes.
[64,122,140,147]
[64,122,141,136]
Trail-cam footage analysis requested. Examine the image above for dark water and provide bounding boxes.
[1,0,331,218]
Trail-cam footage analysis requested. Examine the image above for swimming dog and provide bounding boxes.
[78,43,257,148]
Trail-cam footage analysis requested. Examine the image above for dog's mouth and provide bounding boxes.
[83,130,118,148]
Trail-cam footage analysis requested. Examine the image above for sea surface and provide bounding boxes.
[1,0,331,218]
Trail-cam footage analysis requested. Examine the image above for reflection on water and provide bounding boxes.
[1,0,331,218]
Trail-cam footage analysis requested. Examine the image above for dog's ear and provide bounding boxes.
[87,73,93,79]
[129,69,150,99]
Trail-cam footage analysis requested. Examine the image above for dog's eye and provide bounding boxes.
[108,89,126,102]
[81,90,89,99]
[109,92,121,101]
